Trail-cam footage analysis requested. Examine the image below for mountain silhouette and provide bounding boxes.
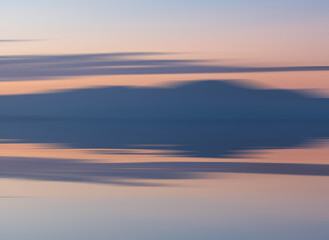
[0,80,328,184]
[0,80,328,120]
[0,80,328,158]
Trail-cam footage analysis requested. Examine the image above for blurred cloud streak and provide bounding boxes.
[0,39,41,43]
[1,156,329,186]
[1,52,329,81]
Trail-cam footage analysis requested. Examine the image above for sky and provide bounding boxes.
[1,0,329,94]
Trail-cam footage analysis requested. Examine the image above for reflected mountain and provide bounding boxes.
[0,120,329,158]
[0,80,328,157]
[0,80,329,185]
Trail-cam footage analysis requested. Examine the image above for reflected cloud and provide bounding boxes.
[1,156,329,186]
[0,52,329,81]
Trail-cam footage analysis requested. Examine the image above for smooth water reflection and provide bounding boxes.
[0,120,328,239]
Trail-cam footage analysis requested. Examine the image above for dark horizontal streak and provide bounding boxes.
[1,156,329,186]
[0,52,328,80]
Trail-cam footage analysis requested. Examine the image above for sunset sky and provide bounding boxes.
[2,3,329,239]
[2,0,329,94]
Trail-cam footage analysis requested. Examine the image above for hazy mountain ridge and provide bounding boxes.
[0,80,328,120]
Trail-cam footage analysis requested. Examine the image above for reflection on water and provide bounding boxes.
[0,120,329,239]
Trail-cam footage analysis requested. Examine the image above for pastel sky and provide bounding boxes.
[2,0,329,94]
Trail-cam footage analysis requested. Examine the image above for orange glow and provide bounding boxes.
[0,71,329,96]
[0,140,328,165]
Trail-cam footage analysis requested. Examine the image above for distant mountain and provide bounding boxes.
[0,80,328,120]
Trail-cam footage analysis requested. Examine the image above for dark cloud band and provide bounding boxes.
[0,52,328,81]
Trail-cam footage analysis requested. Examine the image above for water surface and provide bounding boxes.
[0,120,328,240]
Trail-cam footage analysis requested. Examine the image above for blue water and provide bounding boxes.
[0,120,328,240]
